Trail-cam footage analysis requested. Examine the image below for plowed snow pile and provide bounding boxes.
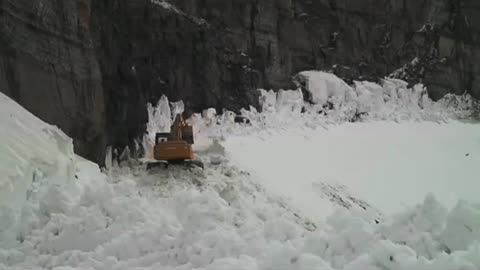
[1,69,480,270]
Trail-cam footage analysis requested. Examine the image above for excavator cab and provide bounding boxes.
[147,114,203,170]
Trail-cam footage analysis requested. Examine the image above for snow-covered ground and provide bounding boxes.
[225,121,480,221]
[1,71,480,270]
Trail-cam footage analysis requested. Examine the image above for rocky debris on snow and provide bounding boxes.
[313,182,382,223]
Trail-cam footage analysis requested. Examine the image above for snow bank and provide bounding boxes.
[0,92,77,240]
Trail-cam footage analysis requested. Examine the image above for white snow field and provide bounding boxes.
[225,121,480,221]
[1,71,480,270]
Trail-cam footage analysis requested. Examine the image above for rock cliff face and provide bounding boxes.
[1,0,479,164]
[0,0,106,162]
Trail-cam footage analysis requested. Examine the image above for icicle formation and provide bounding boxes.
[203,108,217,126]
[258,88,304,114]
[171,100,185,117]
[146,95,172,141]
[143,95,173,158]
[259,89,276,113]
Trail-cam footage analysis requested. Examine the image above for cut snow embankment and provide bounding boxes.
[0,92,77,239]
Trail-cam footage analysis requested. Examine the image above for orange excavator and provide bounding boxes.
[146,114,203,170]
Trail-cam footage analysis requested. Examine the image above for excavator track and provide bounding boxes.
[145,159,204,170]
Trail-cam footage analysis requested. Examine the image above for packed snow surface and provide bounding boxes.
[1,71,480,270]
[224,121,480,220]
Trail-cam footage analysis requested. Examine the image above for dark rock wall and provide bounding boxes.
[169,0,480,99]
[1,0,479,164]
[0,0,106,162]
[91,0,262,150]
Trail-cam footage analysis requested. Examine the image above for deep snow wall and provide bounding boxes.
[1,0,480,164]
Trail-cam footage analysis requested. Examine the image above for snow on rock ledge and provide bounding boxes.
[150,0,209,26]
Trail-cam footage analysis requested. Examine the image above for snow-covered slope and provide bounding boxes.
[0,92,77,240]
